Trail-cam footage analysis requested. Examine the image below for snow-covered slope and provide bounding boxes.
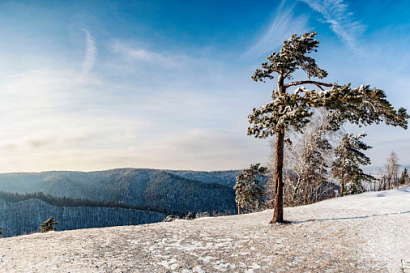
[0,186,409,272]
[297,186,410,272]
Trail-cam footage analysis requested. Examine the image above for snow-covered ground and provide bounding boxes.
[0,186,409,272]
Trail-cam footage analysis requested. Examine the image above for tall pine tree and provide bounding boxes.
[248,32,409,223]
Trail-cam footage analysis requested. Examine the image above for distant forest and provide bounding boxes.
[0,191,167,214]
[0,169,239,237]
[0,169,238,216]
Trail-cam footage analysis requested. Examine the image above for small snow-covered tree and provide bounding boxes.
[399,167,409,185]
[332,132,374,196]
[249,32,408,223]
[234,164,267,214]
[345,177,367,195]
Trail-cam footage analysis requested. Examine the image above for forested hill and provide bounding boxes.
[0,198,166,237]
[0,168,239,215]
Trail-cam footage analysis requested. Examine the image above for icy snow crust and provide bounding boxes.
[0,186,409,272]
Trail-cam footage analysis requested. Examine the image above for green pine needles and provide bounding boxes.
[333,132,375,196]
[248,79,409,138]
[234,164,267,214]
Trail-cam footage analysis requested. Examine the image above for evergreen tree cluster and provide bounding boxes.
[0,191,165,214]
[144,172,236,216]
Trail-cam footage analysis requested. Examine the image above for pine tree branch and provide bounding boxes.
[285,80,336,91]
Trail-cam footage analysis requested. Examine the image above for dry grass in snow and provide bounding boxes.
[0,186,409,272]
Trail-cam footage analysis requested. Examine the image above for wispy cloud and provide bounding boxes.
[82,29,96,74]
[300,0,366,50]
[110,40,187,70]
[243,0,309,59]
[108,40,238,93]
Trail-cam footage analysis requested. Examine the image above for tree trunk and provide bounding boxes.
[238,205,241,215]
[340,159,345,197]
[270,130,285,223]
[270,74,285,224]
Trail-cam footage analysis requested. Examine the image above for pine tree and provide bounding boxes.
[399,168,409,185]
[248,32,409,223]
[234,163,267,214]
[332,133,375,196]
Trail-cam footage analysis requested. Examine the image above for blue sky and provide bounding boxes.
[0,0,409,172]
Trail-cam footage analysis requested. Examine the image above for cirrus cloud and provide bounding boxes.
[299,0,366,50]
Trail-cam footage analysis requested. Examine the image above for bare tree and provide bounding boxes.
[385,151,400,189]
[374,152,401,191]
[267,110,341,207]
[375,169,387,191]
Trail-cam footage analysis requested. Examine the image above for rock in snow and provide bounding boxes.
[0,186,409,272]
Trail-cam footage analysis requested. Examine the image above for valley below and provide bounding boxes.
[0,168,239,237]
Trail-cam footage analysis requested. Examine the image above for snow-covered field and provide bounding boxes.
[0,186,409,272]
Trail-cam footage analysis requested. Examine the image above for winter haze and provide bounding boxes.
[0,0,409,172]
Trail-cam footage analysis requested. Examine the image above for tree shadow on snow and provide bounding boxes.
[291,210,410,224]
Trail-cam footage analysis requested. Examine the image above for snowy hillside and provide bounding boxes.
[0,186,409,272]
